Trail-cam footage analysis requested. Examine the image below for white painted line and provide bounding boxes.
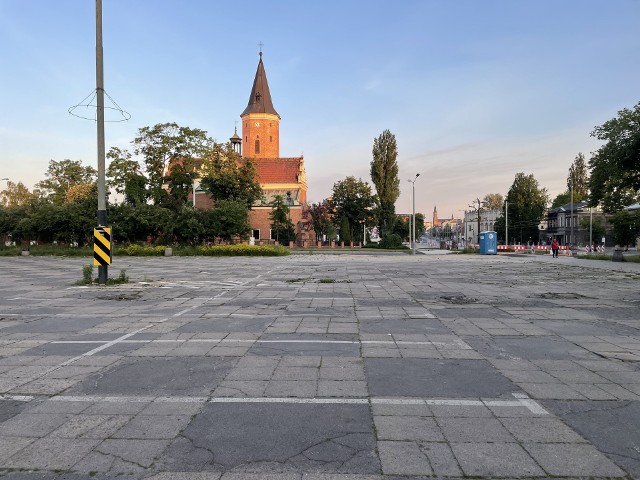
[155,396,208,403]
[426,399,484,406]
[370,398,424,405]
[208,397,369,404]
[0,395,34,402]
[42,394,549,414]
[49,338,473,348]
[512,393,549,415]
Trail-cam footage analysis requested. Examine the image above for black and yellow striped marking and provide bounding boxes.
[93,227,112,266]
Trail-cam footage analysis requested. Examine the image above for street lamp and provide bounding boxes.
[408,174,420,255]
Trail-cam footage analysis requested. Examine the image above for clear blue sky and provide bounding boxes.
[1,0,639,218]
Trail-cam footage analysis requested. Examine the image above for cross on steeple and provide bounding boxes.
[258,41,264,56]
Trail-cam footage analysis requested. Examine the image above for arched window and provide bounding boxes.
[255,139,260,154]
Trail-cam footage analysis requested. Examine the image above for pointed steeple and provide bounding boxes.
[242,52,279,117]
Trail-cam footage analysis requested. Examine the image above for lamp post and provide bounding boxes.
[504,200,508,247]
[570,179,573,249]
[408,174,420,255]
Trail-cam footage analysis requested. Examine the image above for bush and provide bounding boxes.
[117,244,166,256]
[196,244,290,256]
[379,233,403,249]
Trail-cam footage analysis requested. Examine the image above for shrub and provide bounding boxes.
[196,244,290,256]
[379,233,403,249]
[117,244,166,256]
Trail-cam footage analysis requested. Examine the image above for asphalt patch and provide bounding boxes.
[67,357,237,396]
[158,402,378,474]
[365,358,517,398]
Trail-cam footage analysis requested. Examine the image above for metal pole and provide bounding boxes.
[570,180,574,251]
[192,180,196,207]
[505,200,508,247]
[412,180,416,255]
[589,206,593,251]
[96,0,108,284]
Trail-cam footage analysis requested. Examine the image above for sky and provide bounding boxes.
[1,0,639,219]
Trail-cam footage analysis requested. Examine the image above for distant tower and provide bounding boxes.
[241,51,280,159]
[230,126,242,154]
[433,206,439,227]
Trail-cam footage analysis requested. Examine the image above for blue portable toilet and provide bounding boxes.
[479,231,497,255]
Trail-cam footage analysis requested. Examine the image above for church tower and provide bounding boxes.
[241,52,280,159]
[433,206,439,227]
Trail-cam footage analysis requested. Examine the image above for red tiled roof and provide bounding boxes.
[253,157,302,184]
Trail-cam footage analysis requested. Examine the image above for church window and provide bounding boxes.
[255,92,262,102]
[270,136,272,142]
[255,139,260,154]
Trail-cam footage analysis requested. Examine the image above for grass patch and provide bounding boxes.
[577,253,640,263]
[75,265,129,286]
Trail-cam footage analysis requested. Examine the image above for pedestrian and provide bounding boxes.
[551,239,559,258]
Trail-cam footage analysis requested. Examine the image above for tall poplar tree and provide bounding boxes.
[370,130,400,237]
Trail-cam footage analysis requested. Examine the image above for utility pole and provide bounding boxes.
[96,0,107,284]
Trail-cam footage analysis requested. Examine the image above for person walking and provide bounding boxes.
[551,239,559,258]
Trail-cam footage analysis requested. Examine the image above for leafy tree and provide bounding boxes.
[106,147,148,206]
[339,216,352,243]
[35,159,97,205]
[308,201,332,243]
[589,102,640,212]
[551,191,572,208]
[65,183,96,204]
[482,193,504,210]
[567,153,589,198]
[199,144,263,208]
[0,181,38,207]
[370,130,400,237]
[0,205,29,241]
[392,217,409,241]
[414,213,425,239]
[579,216,607,243]
[610,210,640,247]
[132,123,212,205]
[504,173,549,244]
[211,200,252,243]
[269,195,295,243]
[330,176,374,243]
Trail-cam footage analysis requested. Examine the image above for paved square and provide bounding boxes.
[0,253,639,478]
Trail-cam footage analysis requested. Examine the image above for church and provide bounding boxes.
[193,52,309,243]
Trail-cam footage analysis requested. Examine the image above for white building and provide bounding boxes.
[464,208,501,244]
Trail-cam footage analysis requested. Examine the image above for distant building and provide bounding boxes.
[464,208,501,244]
[189,52,310,243]
[546,202,612,246]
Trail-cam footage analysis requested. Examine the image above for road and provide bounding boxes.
[0,253,639,479]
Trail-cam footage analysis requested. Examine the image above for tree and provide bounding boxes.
[579,216,607,244]
[504,173,549,244]
[199,144,263,208]
[0,181,38,206]
[589,102,640,212]
[551,191,572,209]
[567,153,589,199]
[211,200,252,243]
[269,195,295,243]
[35,159,97,205]
[370,130,400,237]
[392,217,409,241]
[308,201,332,243]
[414,213,425,239]
[132,123,212,205]
[330,176,374,243]
[106,147,148,206]
[482,193,504,210]
[610,210,640,248]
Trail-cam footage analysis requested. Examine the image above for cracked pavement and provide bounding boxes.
[0,253,639,479]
